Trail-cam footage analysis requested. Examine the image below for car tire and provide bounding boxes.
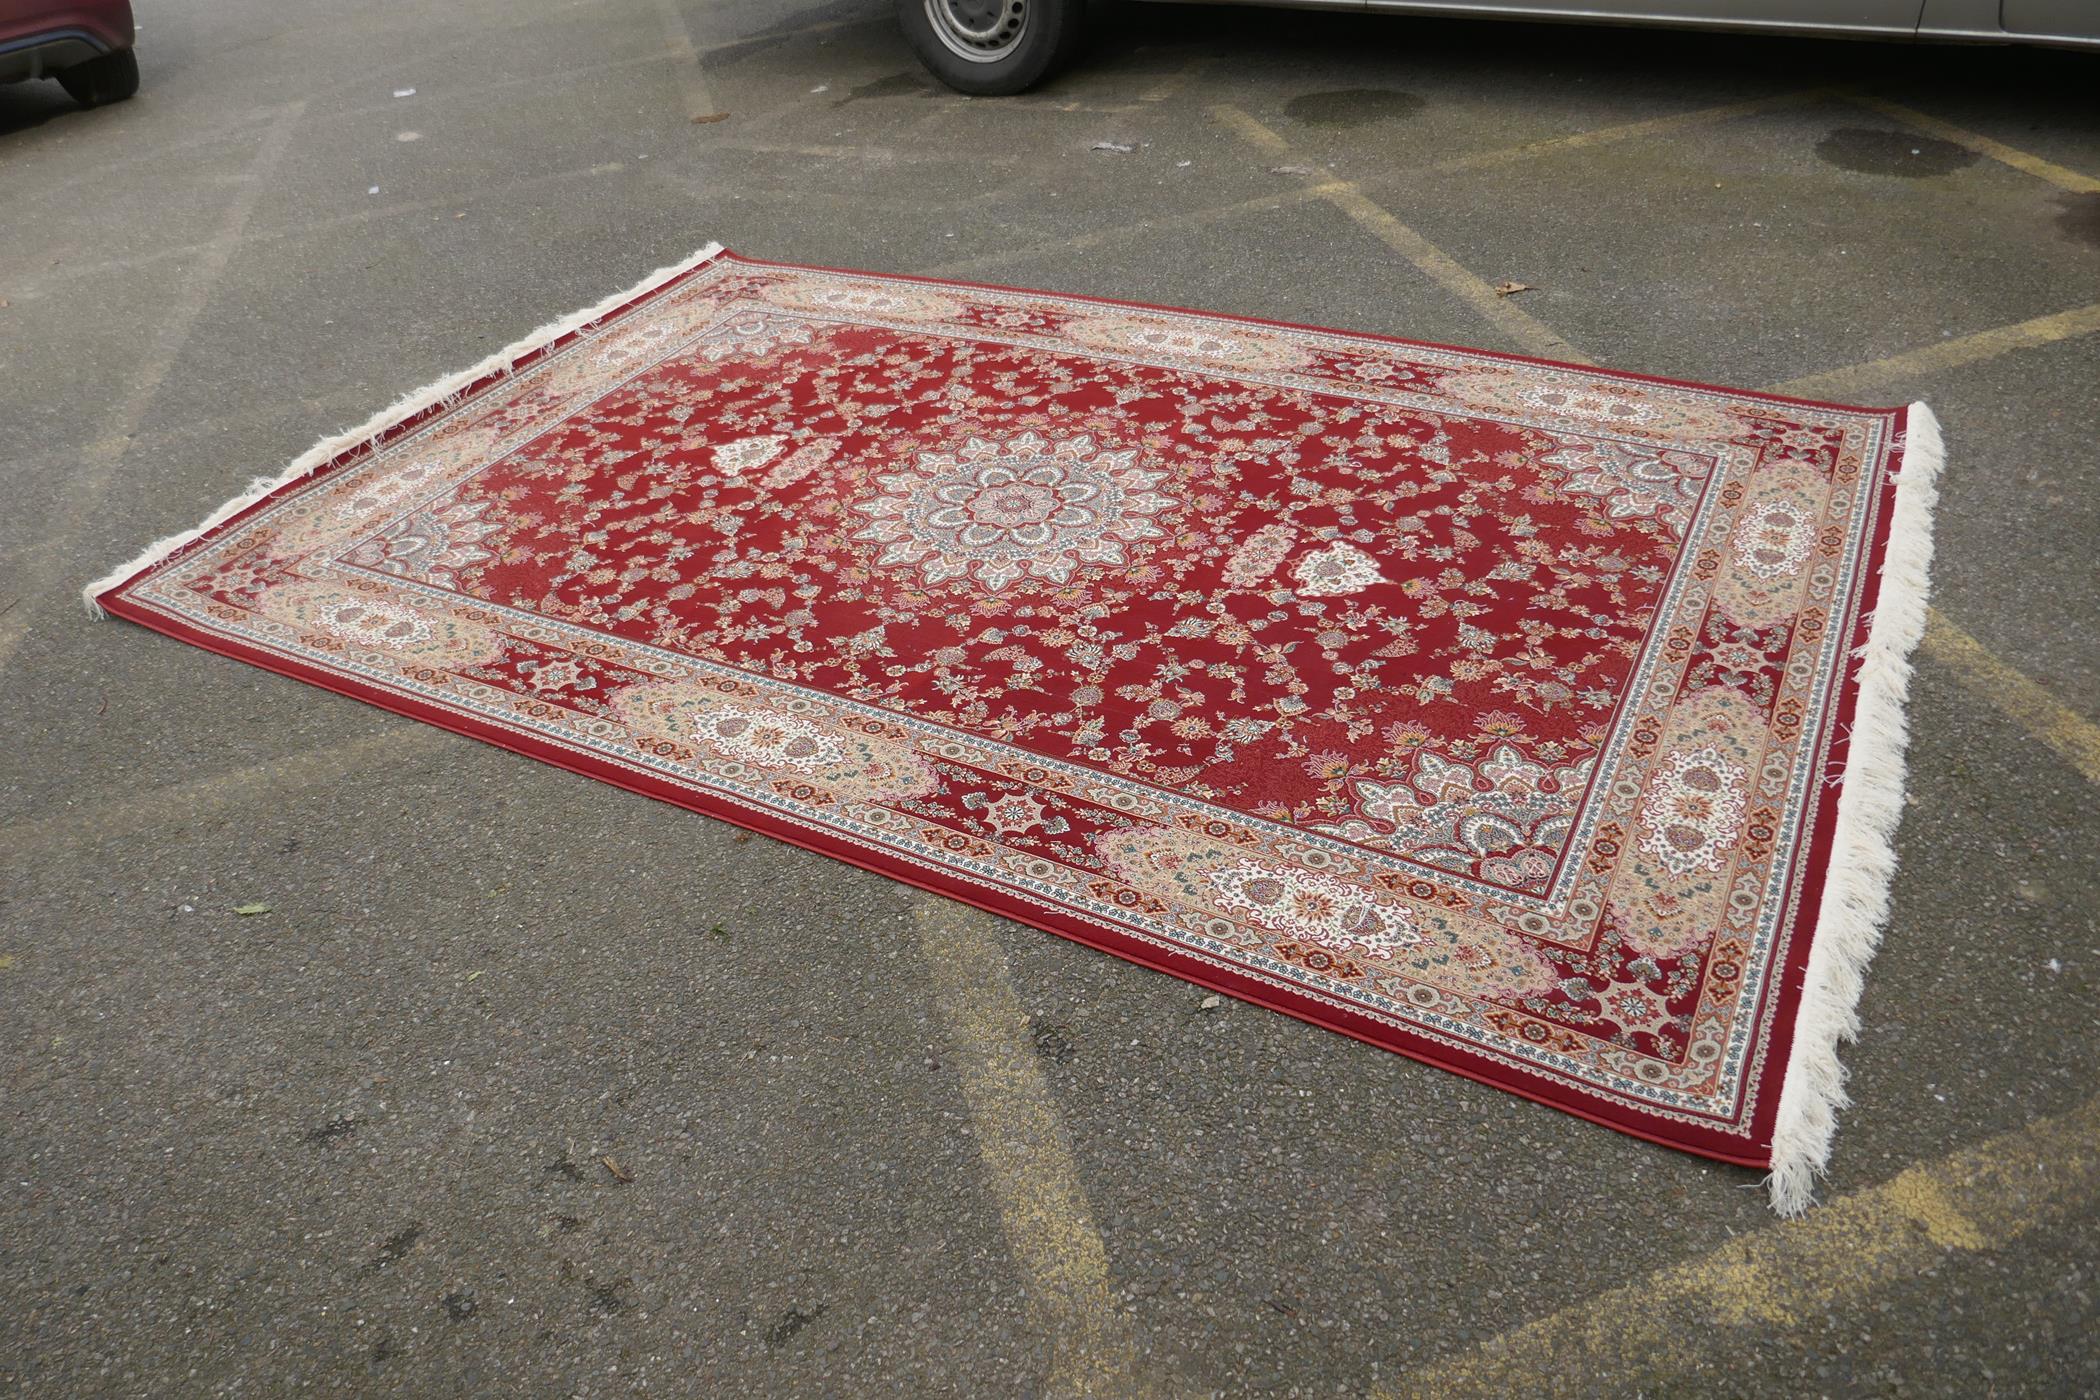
[57,49,140,108]
[897,0,1084,96]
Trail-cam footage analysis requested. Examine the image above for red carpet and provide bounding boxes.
[93,247,1942,1208]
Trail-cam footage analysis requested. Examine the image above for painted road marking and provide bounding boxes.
[1209,105,1593,365]
[1919,611,2100,786]
[650,0,721,123]
[929,181,1344,278]
[1767,301,2100,401]
[1419,88,1833,176]
[0,729,446,862]
[914,901,1143,1399]
[24,159,635,291]
[1139,55,1214,106]
[1845,94,2100,196]
[937,88,1823,282]
[1201,114,2100,1399]
[1206,118,2100,814]
[27,85,2098,1400]
[1384,1094,2100,1396]
[0,102,306,678]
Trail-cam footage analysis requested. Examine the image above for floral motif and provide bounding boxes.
[763,440,836,491]
[1319,743,1591,894]
[695,706,843,772]
[592,318,683,368]
[1223,523,1295,587]
[518,655,597,695]
[714,435,787,476]
[1517,384,1661,426]
[332,457,448,520]
[694,310,815,363]
[978,791,1050,837]
[1732,499,1816,580]
[1208,859,1418,960]
[761,281,960,321]
[342,498,499,587]
[1291,541,1386,597]
[1638,745,1749,875]
[315,598,431,650]
[1065,313,1309,370]
[1537,438,1713,538]
[852,431,1174,591]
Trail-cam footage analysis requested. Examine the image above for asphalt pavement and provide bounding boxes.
[3,2,2097,1394]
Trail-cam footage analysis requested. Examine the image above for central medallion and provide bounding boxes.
[853,431,1173,591]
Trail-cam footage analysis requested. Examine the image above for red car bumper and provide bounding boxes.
[0,0,135,83]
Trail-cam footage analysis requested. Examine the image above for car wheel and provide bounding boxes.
[57,49,140,109]
[896,0,1084,96]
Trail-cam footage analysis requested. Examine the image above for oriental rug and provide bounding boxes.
[90,245,1941,1210]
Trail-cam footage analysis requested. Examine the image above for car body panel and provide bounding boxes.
[0,0,134,52]
[1359,1,1923,30]
[0,0,134,84]
[1997,0,2098,40]
[1135,0,2100,44]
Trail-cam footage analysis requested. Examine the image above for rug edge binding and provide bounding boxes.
[81,241,731,617]
[1766,400,1944,1215]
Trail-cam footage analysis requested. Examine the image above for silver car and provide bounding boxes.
[899,0,2100,94]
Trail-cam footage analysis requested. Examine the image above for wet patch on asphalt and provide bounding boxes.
[1816,128,1978,178]
[2056,192,2100,248]
[835,71,934,106]
[765,1303,826,1349]
[370,1223,423,1270]
[1285,88,1425,129]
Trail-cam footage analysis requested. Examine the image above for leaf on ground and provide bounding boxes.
[692,112,730,125]
[233,902,272,916]
[601,1155,634,1184]
[1493,281,1533,297]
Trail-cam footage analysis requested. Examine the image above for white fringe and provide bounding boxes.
[1766,401,1944,1215]
[82,241,729,615]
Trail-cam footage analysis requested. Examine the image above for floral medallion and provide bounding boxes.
[1291,540,1386,597]
[1537,436,1714,538]
[1731,498,1817,580]
[852,431,1175,592]
[1638,745,1750,876]
[342,499,500,588]
[1208,859,1419,960]
[697,706,844,772]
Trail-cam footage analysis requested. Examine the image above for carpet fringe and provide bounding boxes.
[1765,401,1944,1215]
[82,241,729,616]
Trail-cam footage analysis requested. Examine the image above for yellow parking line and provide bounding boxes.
[1385,1094,2100,1397]
[1146,150,2100,1397]
[1920,611,2100,785]
[1209,106,1593,365]
[1421,88,1833,176]
[0,102,306,678]
[1845,94,2100,195]
[1139,55,1213,105]
[0,729,447,861]
[1767,302,2100,400]
[927,181,1343,278]
[914,901,1143,1399]
[6,746,1144,1393]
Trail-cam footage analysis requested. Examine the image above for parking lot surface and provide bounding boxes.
[3,3,2097,1394]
